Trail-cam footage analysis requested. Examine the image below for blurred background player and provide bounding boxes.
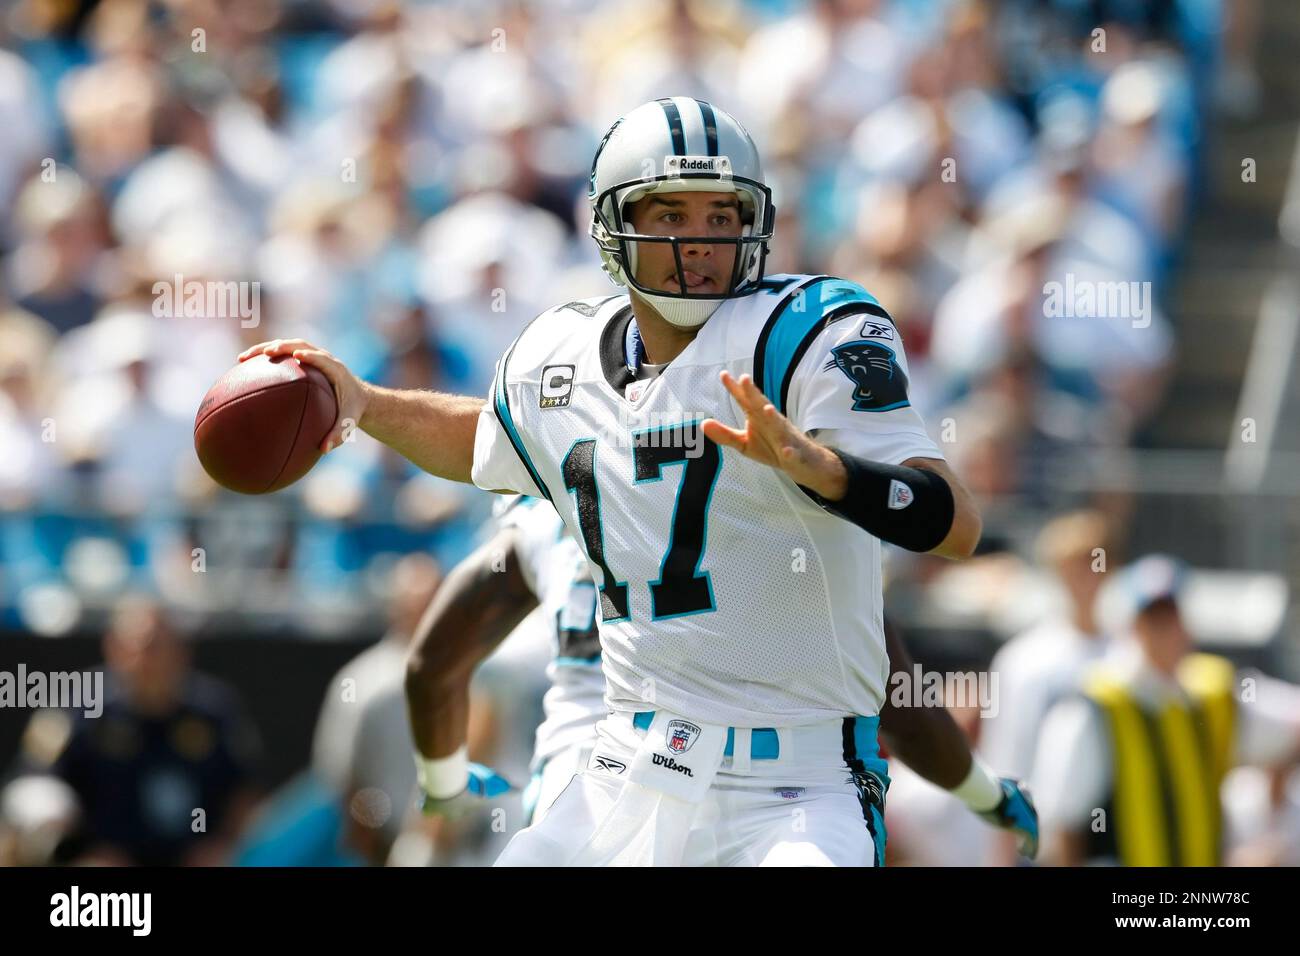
[978,509,1114,864]
[232,551,518,867]
[1033,555,1300,866]
[14,595,262,865]
[311,552,442,865]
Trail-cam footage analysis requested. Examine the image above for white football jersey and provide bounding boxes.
[497,496,606,769]
[473,274,944,726]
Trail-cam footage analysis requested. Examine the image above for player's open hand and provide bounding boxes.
[702,371,847,500]
[238,339,370,452]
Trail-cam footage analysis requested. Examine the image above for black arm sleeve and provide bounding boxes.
[800,448,954,552]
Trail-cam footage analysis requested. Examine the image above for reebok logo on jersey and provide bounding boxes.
[651,753,694,777]
[540,365,575,408]
[859,319,894,340]
[888,479,913,510]
[591,754,627,775]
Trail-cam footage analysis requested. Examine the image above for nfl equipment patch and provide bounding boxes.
[887,479,913,510]
[823,341,910,412]
[666,719,701,755]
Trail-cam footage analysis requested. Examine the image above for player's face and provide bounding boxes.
[625,190,743,296]
[105,609,189,709]
[1058,551,1104,606]
[1134,598,1191,675]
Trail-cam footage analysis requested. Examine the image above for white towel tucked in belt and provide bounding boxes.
[570,712,726,866]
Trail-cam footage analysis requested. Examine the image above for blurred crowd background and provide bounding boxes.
[2,0,1299,866]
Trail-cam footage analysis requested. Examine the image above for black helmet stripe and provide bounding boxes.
[694,99,718,156]
[656,97,686,155]
[589,116,624,198]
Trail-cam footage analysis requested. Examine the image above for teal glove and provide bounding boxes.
[977,778,1039,859]
[419,764,513,817]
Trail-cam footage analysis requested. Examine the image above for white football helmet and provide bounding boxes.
[589,97,775,329]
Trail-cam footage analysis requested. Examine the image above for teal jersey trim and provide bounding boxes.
[492,337,552,503]
[753,277,894,416]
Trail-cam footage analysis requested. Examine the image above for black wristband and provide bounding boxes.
[800,448,955,553]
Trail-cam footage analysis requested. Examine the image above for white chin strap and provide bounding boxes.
[639,290,726,329]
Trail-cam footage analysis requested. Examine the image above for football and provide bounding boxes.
[193,354,338,494]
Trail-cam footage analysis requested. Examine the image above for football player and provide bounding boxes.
[407,496,1038,858]
[242,98,983,865]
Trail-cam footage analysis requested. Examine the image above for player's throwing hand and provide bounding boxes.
[238,339,370,452]
[702,371,848,501]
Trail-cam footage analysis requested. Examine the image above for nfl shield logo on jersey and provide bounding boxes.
[666,719,701,754]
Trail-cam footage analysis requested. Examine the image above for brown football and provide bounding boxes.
[194,354,338,494]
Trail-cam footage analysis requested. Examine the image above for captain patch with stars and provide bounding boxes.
[823,341,911,412]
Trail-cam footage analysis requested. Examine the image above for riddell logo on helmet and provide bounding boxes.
[665,155,731,177]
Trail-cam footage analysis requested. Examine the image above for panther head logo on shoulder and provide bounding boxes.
[824,341,911,412]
